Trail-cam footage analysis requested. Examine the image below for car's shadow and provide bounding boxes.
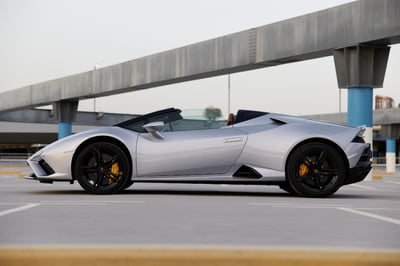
[26,188,292,198]
[121,188,292,198]
[23,185,391,199]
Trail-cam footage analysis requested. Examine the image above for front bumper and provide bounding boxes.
[344,145,372,185]
[26,151,73,183]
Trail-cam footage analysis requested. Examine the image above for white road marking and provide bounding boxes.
[42,202,108,205]
[337,207,400,226]
[248,203,296,206]
[0,201,145,207]
[271,205,350,209]
[39,200,145,204]
[354,207,400,211]
[249,203,351,208]
[0,203,31,205]
[249,203,400,225]
[0,203,40,217]
[348,184,377,190]
[385,181,400,185]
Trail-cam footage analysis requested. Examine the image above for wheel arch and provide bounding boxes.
[71,136,133,180]
[284,138,349,178]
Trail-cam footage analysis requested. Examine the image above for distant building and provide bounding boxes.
[375,95,395,109]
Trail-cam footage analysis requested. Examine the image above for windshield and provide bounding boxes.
[116,107,226,133]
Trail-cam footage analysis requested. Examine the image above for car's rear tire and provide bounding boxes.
[74,142,130,194]
[286,142,345,197]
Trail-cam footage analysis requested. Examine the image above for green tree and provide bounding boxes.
[204,106,222,121]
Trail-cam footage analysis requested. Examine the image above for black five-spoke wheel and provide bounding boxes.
[74,142,130,194]
[286,142,345,197]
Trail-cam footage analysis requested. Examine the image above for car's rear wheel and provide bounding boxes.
[286,142,345,197]
[74,142,130,194]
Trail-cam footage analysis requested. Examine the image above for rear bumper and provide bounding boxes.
[344,145,372,185]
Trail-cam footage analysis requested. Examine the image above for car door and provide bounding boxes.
[136,127,247,176]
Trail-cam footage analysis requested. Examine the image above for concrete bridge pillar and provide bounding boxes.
[386,138,396,173]
[53,100,79,139]
[333,45,390,179]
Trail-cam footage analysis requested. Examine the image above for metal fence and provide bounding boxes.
[0,153,32,160]
[373,157,400,167]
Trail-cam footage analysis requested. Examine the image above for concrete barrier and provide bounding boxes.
[0,246,399,266]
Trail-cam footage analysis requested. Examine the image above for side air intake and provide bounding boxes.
[270,118,286,125]
[233,165,262,179]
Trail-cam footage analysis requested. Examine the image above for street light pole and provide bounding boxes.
[93,64,98,112]
[228,74,231,114]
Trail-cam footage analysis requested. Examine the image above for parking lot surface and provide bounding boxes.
[0,164,399,250]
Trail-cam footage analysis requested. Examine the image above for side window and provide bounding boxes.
[172,109,226,131]
[118,108,227,133]
[120,111,182,133]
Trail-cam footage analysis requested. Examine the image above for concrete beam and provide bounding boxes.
[0,109,137,126]
[1,107,399,127]
[0,0,399,112]
[305,107,400,125]
[333,45,390,88]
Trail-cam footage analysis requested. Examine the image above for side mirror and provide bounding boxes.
[143,121,165,139]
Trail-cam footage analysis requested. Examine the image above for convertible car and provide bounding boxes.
[26,107,371,197]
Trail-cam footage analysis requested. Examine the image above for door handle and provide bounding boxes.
[224,137,244,143]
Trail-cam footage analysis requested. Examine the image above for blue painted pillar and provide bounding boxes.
[386,138,396,173]
[347,87,373,128]
[53,100,78,139]
[347,87,373,180]
[334,45,390,181]
[58,122,72,139]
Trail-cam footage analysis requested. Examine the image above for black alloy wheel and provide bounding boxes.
[74,142,130,194]
[286,142,345,197]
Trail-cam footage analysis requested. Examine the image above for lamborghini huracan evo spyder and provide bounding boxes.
[26,108,372,197]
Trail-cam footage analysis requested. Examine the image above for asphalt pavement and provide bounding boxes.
[0,163,399,250]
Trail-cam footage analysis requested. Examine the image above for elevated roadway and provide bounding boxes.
[0,0,399,112]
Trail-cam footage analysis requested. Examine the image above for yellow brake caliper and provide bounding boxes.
[109,161,120,184]
[298,157,310,177]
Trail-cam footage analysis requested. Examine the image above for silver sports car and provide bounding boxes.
[26,107,371,197]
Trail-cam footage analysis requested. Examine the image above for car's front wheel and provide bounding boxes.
[286,142,346,197]
[74,142,131,194]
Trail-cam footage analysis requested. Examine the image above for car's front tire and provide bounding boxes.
[286,142,345,197]
[74,142,131,194]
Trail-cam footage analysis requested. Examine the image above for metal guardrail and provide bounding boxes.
[373,157,400,167]
[0,153,31,160]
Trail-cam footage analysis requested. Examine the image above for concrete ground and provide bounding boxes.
[0,163,399,250]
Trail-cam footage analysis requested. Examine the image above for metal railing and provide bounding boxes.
[0,153,31,160]
[373,157,400,167]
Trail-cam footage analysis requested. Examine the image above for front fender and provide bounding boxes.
[28,127,138,180]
